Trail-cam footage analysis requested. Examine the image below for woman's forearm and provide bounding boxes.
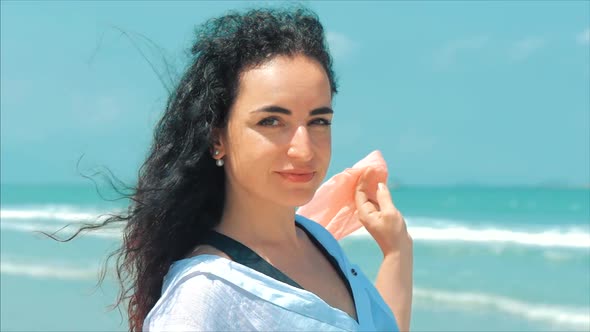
[375,237,413,332]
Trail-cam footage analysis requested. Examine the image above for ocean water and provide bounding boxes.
[1,183,589,331]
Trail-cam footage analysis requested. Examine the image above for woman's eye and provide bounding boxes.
[310,118,332,126]
[258,117,281,127]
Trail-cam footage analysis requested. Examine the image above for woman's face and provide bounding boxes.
[217,54,333,208]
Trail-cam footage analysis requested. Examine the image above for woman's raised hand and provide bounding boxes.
[354,167,412,256]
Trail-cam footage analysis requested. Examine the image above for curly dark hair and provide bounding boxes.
[57,6,338,332]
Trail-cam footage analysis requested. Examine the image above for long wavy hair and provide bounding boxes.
[55,7,338,332]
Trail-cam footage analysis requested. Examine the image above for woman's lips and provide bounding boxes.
[277,172,315,183]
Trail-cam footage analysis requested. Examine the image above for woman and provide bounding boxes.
[91,7,412,332]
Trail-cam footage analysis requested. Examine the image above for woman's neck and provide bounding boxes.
[215,185,302,252]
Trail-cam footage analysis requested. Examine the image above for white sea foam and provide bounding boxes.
[409,225,590,248]
[0,220,122,239]
[0,259,99,280]
[543,250,575,262]
[348,217,590,249]
[1,206,115,223]
[414,287,590,331]
[1,206,124,239]
[3,207,590,249]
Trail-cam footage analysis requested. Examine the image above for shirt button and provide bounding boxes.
[351,268,358,276]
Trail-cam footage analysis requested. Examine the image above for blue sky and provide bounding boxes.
[1,1,589,187]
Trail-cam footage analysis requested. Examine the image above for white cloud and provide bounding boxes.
[433,36,489,68]
[576,27,590,45]
[509,37,546,62]
[326,31,356,60]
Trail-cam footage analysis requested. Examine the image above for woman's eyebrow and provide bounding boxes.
[310,107,334,115]
[252,106,334,115]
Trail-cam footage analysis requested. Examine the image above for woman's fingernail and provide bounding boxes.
[378,182,386,191]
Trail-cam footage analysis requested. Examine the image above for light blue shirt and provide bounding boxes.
[144,214,399,331]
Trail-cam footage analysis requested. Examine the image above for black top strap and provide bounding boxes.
[200,221,353,298]
[201,230,303,289]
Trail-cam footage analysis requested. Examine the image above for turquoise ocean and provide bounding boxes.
[1,183,589,331]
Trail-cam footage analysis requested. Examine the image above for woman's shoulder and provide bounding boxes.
[145,255,265,331]
[144,254,354,331]
[144,267,354,332]
[183,243,231,261]
[143,264,260,331]
[161,254,230,291]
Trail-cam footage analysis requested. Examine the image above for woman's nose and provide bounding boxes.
[287,125,313,161]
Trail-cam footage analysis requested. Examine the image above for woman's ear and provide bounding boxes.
[210,128,225,157]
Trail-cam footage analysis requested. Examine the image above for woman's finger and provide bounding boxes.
[376,182,396,214]
[355,168,379,221]
[356,167,373,194]
[356,189,378,222]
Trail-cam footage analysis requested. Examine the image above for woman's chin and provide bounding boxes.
[278,191,317,208]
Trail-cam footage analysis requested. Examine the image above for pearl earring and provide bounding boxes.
[214,150,224,166]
